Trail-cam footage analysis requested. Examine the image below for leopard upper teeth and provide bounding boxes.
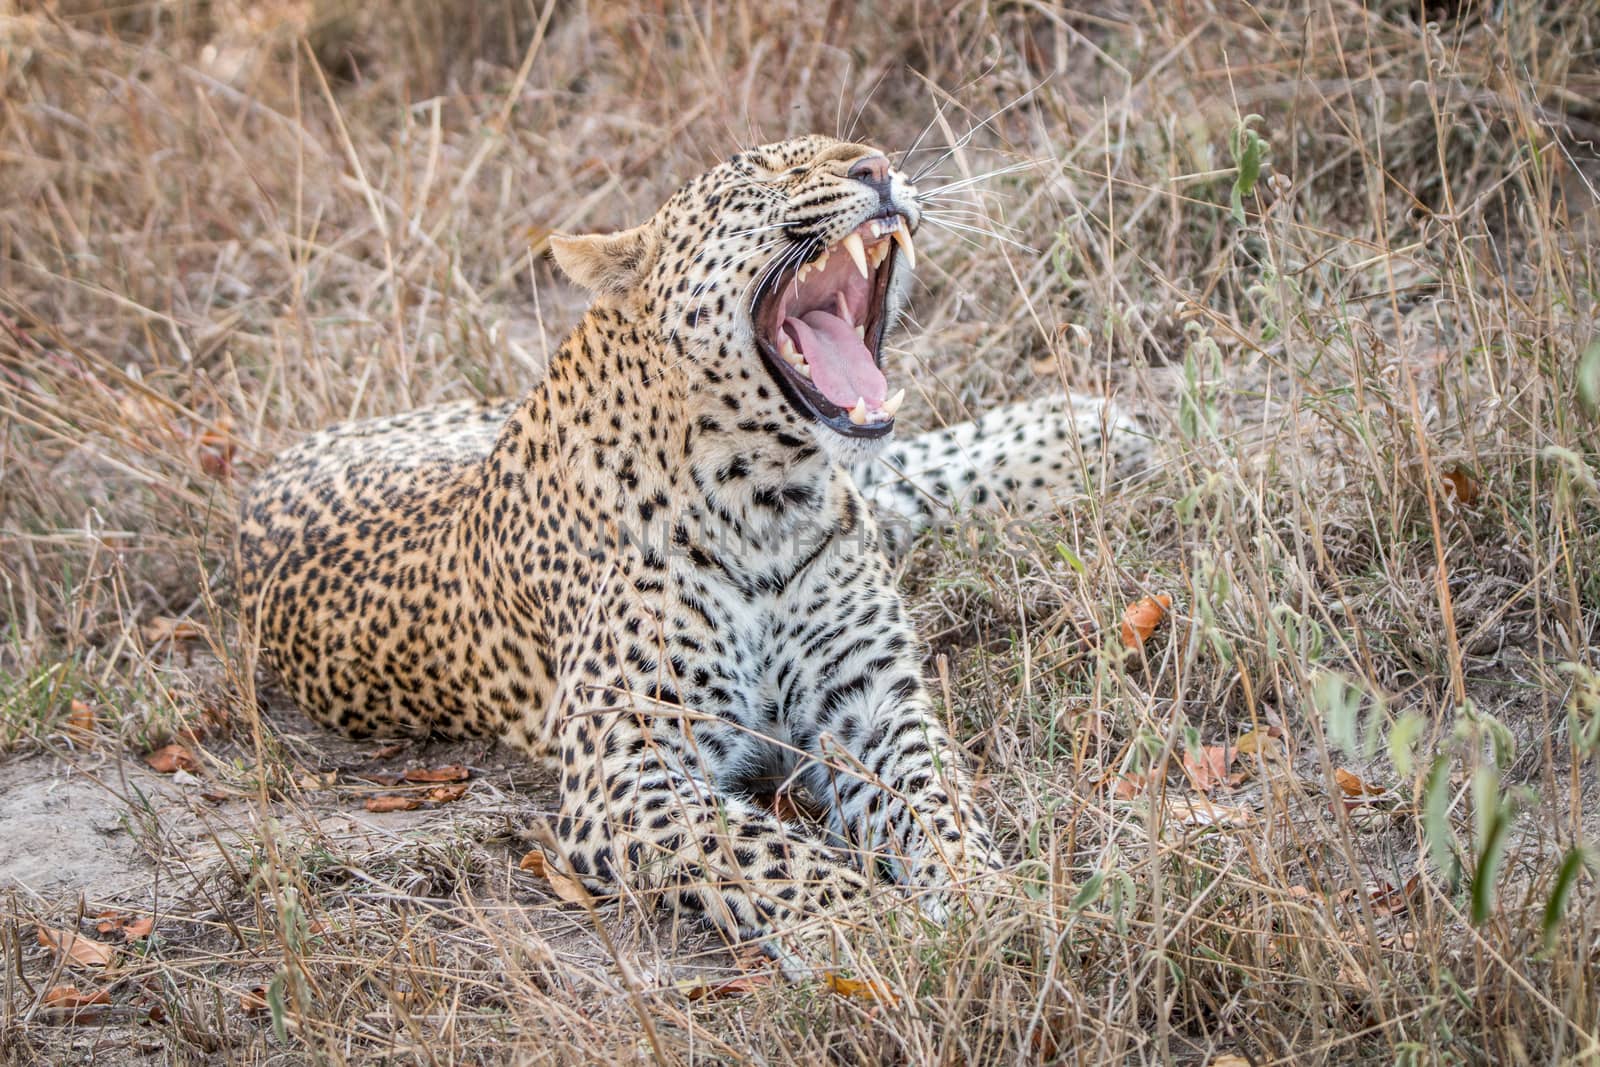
[891,226,916,269]
[868,241,889,268]
[842,232,869,279]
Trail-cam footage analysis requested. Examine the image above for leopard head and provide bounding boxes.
[551,135,920,468]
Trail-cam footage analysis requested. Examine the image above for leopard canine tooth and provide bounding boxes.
[881,388,906,417]
[848,397,870,425]
[891,226,916,269]
[842,232,869,279]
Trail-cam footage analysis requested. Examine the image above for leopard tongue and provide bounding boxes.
[785,310,887,410]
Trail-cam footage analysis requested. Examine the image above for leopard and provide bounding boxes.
[237,135,1148,974]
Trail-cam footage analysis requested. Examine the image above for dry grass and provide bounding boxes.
[2,1,1599,1063]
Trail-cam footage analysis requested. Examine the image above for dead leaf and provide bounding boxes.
[95,911,155,942]
[37,927,116,968]
[196,421,236,480]
[1335,768,1384,797]
[518,849,593,905]
[65,699,97,740]
[369,742,407,759]
[1368,873,1423,917]
[364,795,421,813]
[1165,795,1255,827]
[43,985,111,1010]
[680,973,775,1000]
[239,986,269,1016]
[425,782,469,803]
[733,944,772,972]
[1120,594,1173,650]
[144,743,199,774]
[1111,769,1160,800]
[1233,726,1283,756]
[402,765,469,784]
[824,973,899,1004]
[1439,467,1479,506]
[1183,745,1237,793]
[296,768,339,791]
[142,617,204,645]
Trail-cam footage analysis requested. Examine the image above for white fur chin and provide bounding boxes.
[813,424,892,469]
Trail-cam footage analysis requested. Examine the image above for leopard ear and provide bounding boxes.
[549,222,659,296]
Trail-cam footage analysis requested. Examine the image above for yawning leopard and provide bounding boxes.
[238,135,1146,972]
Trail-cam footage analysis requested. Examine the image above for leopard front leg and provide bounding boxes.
[542,687,876,977]
[769,533,1003,910]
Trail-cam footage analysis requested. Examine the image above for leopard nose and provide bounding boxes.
[847,155,891,186]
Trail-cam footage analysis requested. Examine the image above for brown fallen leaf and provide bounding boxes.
[1183,745,1237,793]
[1232,726,1283,756]
[1335,768,1384,797]
[142,617,204,645]
[364,795,422,813]
[369,742,407,760]
[296,768,339,791]
[402,765,469,784]
[95,911,155,942]
[197,422,236,480]
[144,743,199,774]
[680,973,775,1000]
[518,850,593,906]
[1439,467,1479,506]
[358,772,405,786]
[1165,795,1255,827]
[1111,769,1160,800]
[425,782,469,803]
[37,927,116,968]
[65,699,97,740]
[1368,873,1423,917]
[40,983,115,1023]
[239,986,269,1017]
[824,973,899,1004]
[43,985,111,1010]
[1120,594,1173,650]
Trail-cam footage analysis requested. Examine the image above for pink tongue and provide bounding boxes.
[785,310,886,409]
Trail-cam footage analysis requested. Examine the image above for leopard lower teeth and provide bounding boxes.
[881,388,905,417]
[848,397,869,425]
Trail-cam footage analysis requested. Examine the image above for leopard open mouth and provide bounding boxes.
[754,213,915,438]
